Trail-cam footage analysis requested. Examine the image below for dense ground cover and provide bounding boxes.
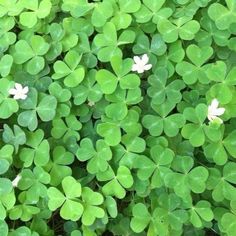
[1,0,236,235]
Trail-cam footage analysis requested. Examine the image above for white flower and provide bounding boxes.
[131,54,152,74]
[12,174,21,187]
[207,98,225,124]
[88,101,95,106]
[9,83,29,100]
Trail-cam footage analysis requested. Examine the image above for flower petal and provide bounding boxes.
[144,64,152,71]
[22,86,29,94]
[15,83,23,90]
[133,56,141,64]
[132,64,139,72]
[210,99,219,109]
[9,88,17,95]
[141,54,149,65]
[213,108,225,116]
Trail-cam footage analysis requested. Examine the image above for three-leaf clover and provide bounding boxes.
[48,176,84,221]
[0,78,18,119]
[17,88,57,131]
[96,56,140,94]
[97,166,134,199]
[76,138,112,174]
[11,35,50,75]
[52,50,85,88]
[19,129,50,167]
[94,22,135,62]
[176,44,213,85]
[135,145,174,188]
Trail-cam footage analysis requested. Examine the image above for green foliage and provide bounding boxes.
[0,0,236,235]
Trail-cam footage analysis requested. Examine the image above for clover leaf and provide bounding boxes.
[0,78,18,119]
[17,88,57,131]
[189,200,214,228]
[206,61,236,104]
[51,114,82,141]
[72,69,102,105]
[47,146,74,186]
[164,156,209,202]
[134,0,172,23]
[81,187,104,226]
[18,167,50,203]
[11,35,50,75]
[2,124,26,153]
[19,0,52,28]
[96,56,140,94]
[208,0,236,30]
[76,138,112,174]
[135,145,174,188]
[176,44,213,85]
[147,68,185,105]
[19,129,50,167]
[97,166,133,199]
[94,22,135,62]
[48,176,84,221]
[207,162,236,202]
[52,50,85,88]
[158,17,200,43]
[181,103,208,147]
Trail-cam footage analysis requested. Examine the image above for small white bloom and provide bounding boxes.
[132,54,152,74]
[207,98,225,124]
[12,174,21,187]
[88,101,95,107]
[9,83,29,100]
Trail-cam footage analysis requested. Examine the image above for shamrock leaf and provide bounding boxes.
[51,115,82,141]
[130,203,151,233]
[207,162,236,202]
[189,200,214,228]
[0,190,15,220]
[0,145,14,175]
[208,0,236,30]
[19,0,52,28]
[206,61,236,104]
[2,124,26,153]
[62,0,93,18]
[19,129,50,167]
[47,176,84,221]
[158,17,200,43]
[96,56,140,94]
[52,50,85,87]
[156,193,188,231]
[94,22,135,62]
[0,16,16,53]
[18,167,50,203]
[147,68,185,105]
[11,35,50,75]
[0,54,13,77]
[47,146,74,186]
[176,44,213,85]
[181,103,208,147]
[97,166,134,199]
[17,88,57,131]
[48,82,71,117]
[134,0,172,23]
[164,156,209,201]
[135,145,174,188]
[72,69,102,105]
[81,187,105,226]
[111,0,141,29]
[143,107,185,137]
[204,129,236,165]
[0,78,18,119]
[76,138,112,174]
